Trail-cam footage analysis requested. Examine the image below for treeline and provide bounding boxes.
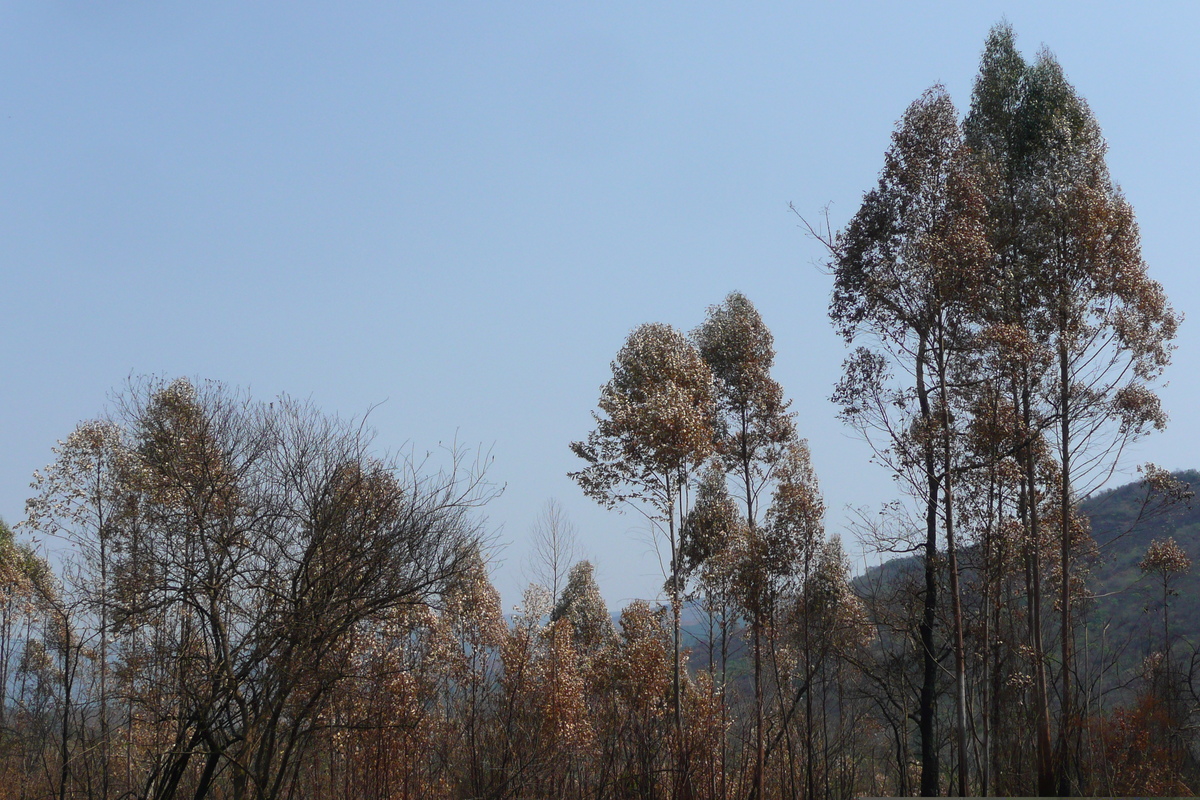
[0,364,871,799]
[2,21,1197,799]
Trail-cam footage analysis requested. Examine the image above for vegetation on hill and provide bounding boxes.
[1081,470,1200,684]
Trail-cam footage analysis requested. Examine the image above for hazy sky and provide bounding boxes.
[3,2,1197,611]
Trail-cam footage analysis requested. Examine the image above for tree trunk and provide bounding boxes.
[945,456,969,796]
[916,340,940,797]
[938,328,970,797]
[1019,380,1055,796]
[1057,335,1074,797]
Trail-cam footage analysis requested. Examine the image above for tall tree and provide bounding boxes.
[761,437,826,800]
[965,25,1180,792]
[963,35,1059,789]
[569,322,717,788]
[828,84,990,796]
[693,291,795,799]
[680,462,745,800]
[25,420,135,800]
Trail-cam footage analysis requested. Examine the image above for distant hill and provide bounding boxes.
[848,470,1200,692]
[1082,469,1200,665]
[666,471,1200,694]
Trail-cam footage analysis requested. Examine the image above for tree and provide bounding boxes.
[693,292,795,529]
[551,560,615,657]
[26,377,494,800]
[526,499,582,606]
[826,84,990,796]
[760,437,826,800]
[435,544,506,798]
[0,519,52,739]
[680,463,745,798]
[693,292,796,800]
[1140,537,1191,659]
[24,420,131,800]
[570,321,717,783]
[965,26,1180,791]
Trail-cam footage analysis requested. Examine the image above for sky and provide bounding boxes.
[2,2,1198,611]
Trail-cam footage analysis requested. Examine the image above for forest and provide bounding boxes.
[2,23,1197,799]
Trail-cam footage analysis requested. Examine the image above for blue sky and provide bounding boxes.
[3,2,1197,610]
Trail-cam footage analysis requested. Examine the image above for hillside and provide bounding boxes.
[850,470,1200,690]
[1083,469,1200,663]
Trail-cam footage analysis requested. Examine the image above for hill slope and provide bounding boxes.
[849,471,1200,690]
[1082,469,1200,663]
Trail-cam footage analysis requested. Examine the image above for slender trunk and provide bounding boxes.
[191,748,223,800]
[945,468,968,797]
[980,452,995,798]
[0,605,9,733]
[721,600,729,800]
[707,602,717,800]
[58,634,75,800]
[820,664,831,800]
[99,522,110,800]
[804,547,815,800]
[753,611,764,800]
[1019,380,1055,795]
[1057,335,1073,797]
[669,473,687,798]
[991,574,1006,794]
[916,338,940,797]
[938,330,969,797]
[738,406,765,800]
[1164,579,1170,656]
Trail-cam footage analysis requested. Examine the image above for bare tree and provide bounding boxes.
[526,499,582,605]
[26,377,496,800]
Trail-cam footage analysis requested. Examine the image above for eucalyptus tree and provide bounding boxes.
[680,462,744,797]
[794,534,870,799]
[1139,537,1192,735]
[569,322,717,777]
[436,545,506,798]
[0,519,50,736]
[829,84,990,796]
[965,34,1059,783]
[760,437,826,800]
[693,292,796,798]
[966,26,1180,791]
[680,461,745,680]
[693,292,795,529]
[551,560,615,657]
[956,382,1043,795]
[1140,538,1191,661]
